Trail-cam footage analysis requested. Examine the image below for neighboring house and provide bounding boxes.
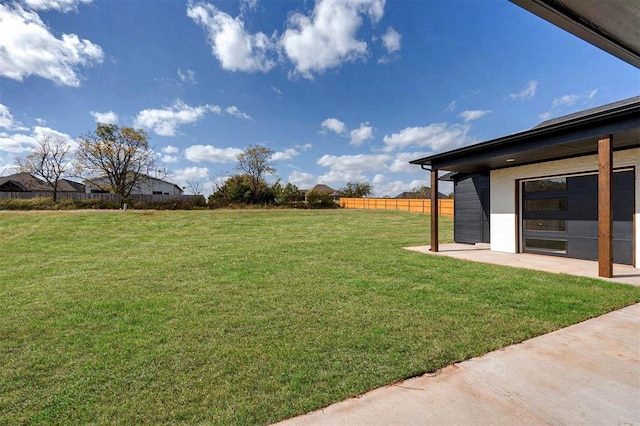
[411,97,640,273]
[394,190,447,199]
[0,172,84,193]
[85,174,184,195]
[301,184,344,201]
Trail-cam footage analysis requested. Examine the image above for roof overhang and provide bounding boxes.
[509,0,640,68]
[410,97,640,174]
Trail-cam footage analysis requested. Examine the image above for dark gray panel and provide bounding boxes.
[454,174,489,244]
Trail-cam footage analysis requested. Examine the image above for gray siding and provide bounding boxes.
[454,173,490,244]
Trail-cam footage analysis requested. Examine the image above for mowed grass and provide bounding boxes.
[1,210,638,425]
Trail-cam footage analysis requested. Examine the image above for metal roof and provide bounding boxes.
[410,96,640,174]
[509,0,640,68]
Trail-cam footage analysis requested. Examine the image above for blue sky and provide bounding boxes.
[1,0,638,196]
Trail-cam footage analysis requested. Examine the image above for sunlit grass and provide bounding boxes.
[1,210,638,425]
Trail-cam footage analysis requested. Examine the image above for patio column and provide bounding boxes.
[430,168,439,252]
[598,135,613,278]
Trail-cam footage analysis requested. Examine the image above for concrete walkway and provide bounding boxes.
[275,303,640,425]
[405,243,640,287]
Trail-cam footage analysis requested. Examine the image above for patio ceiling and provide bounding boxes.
[509,0,640,68]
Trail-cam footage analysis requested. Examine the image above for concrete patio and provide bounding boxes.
[405,243,640,287]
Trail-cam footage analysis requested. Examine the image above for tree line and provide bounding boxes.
[14,124,374,207]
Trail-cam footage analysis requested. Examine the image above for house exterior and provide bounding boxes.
[301,184,343,201]
[0,172,85,193]
[410,97,640,276]
[409,0,639,278]
[85,175,183,195]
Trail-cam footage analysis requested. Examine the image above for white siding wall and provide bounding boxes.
[490,147,639,267]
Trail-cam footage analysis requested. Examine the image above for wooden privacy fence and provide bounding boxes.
[340,198,454,216]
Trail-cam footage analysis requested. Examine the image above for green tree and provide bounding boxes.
[306,189,338,208]
[235,145,276,203]
[341,181,373,198]
[75,124,154,199]
[272,180,302,206]
[16,135,71,202]
[209,174,276,207]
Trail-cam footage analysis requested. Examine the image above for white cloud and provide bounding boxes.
[296,143,313,151]
[381,26,401,53]
[288,170,316,188]
[184,145,242,163]
[551,89,597,108]
[187,0,279,73]
[0,132,37,153]
[90,110,118,124]
[271,148,299,161]
[270,85,282,95]
[134,100,221,137]
[539,89,598,122]
[240,0,259,16]
[160,155,179,163]
[383,123,472,153]
[0,125,73,154]
[171,166,211,188]
[509,80,538,100]
[458,109,491,123]
[0,3,103,87]
[316,153,389,185]
[0,104,28,131]
[349,122,373,146]
[444,100,456,113]
[374,178,428,198]
[161,145,179,154]
[388,151,428,174]
[22,0,92,12]
[177,68,197,83]
[225,105,252,120]
[372,173,385,185]
[320,117,347,135]
[281,0,385,78]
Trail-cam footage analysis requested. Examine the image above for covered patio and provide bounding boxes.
[405,243,640,287]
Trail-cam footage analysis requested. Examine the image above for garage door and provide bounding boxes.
[521,169,634,265]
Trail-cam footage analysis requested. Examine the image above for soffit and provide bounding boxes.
[510,0,640,68]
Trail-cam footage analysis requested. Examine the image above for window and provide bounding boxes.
[524,219,566,232]
[524,238,567,254]
[525,198,567,212]
[524,177,566,192]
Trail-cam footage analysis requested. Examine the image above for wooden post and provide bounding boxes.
[430,169,439,252]
[598,135,613,278]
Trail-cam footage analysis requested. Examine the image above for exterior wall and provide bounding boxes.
[490,147,639,267]
[85,176,183,195]
[454,173,489,244]
[134,179,182,195]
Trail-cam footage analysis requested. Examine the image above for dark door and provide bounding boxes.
[481,190,490,243]
[521,170,633,265]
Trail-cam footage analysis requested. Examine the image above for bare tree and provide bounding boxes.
[235,145,276,198]
[16,136,71,202]
[75,124,155,199]
[187,179,204,195]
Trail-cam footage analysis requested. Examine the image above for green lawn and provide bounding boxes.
[1,210,638,425]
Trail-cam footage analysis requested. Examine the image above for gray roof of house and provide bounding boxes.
[410,96,640,174]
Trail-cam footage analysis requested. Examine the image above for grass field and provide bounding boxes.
[1,209,638,425]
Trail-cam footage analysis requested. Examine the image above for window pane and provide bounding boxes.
[524,219,567,232]
[524,178,567,192]
[525,238,567,254]
[525,198,567,211]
